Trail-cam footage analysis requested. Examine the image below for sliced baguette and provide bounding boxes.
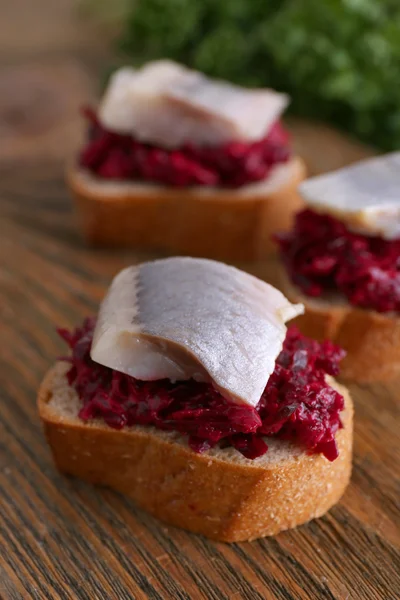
[38,362,353,542]
[279,265,400,382]
[67,156,306,261]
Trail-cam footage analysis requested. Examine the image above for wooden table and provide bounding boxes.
[0,4,399,599]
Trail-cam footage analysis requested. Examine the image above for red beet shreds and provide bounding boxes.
[58,318,345,461]
[276,209,400,313]
[79,108,291,188]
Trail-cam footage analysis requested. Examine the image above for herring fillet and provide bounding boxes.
[164,71,289,146]
[98,60,289,149]
[299,152,400,240]
[91,258,304,407]
[98,62,185,145]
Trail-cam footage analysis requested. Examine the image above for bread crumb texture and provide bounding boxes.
[38,362,353,541]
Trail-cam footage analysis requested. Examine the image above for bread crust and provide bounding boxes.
[38,363,353,542]
[67,156,306,261]
[279,266,400,382]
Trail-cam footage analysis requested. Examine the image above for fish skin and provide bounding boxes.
[98,60,289,149]
[91,257,303,407]
[299,152,400,240]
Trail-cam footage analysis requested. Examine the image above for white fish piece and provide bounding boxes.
[91,257,304,407]
[96,67,138,134]
[98,61,184,141]
[299,153,400,240]
[98,60,289,148]
[164,71,289,146]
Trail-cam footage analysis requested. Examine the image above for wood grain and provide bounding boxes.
[0,2,399,598]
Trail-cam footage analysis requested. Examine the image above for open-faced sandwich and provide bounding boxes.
[277,153,400,382]
[38,257,352,542]
[68,60,306,261]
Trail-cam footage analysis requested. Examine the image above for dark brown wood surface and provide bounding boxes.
[0,3,399,599]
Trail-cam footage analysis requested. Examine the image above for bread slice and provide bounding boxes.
[279,265,400,382]
[67,156,306,261]
[38,362,353,542]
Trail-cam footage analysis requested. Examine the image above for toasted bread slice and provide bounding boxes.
[279,266,400,382]
[67,156,306,261]
[38,362,353,542]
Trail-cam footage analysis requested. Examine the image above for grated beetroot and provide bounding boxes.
[58,318,345,461]
[79,108,291,188]
[276,209,400,313]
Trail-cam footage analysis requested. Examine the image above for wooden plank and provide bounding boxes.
[1,131,399,600]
